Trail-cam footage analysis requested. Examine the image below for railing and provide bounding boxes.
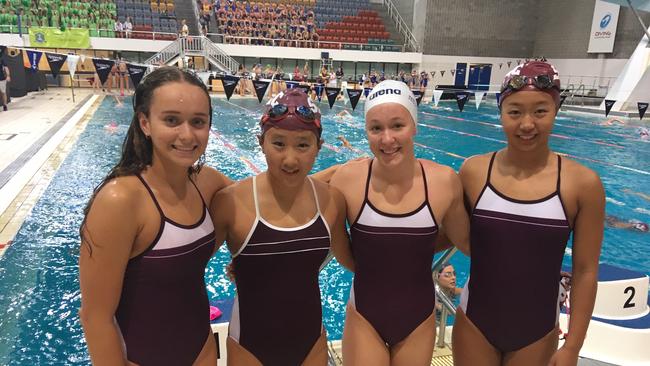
[203,37,239,74]
[0,25,178,40]
[563,75,615,99]
[379,0,420,52]
[142,36,238,73]
[144,38,180,65]
[432,248,458,348]
[207,33,405,52]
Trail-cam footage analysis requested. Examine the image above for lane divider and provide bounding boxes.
[422,111,624,149]
[215,99,650,175]
[210,129,262,174]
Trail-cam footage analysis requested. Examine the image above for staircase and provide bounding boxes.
[369,3,403,47]
[144,36,239,73]
[173,0,201,35]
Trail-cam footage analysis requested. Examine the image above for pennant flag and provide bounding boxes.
[363,87,372,98]
[440,70,445,77]
[26,50,42,72]
[412,90,423,106]
[92,58,115,85]
[496,92,501,106]
[604,99,616,117]
[639,102,649,120]
[430,71,436,78]
[559,95,567,108]
[126,63,148,87]
[450,69,455,76]
[516,59,521,65]
[286,81,298,89]
[314,84,324,102]
[252,79,270,103]
[507,61,512,68]
[45,52,66,78]
[474,91,485,110]
[499,63,503,69]
[221,74,240,100]
[297,84,311,95]
[456,92,469,112]
[80,54,86,64]
[346,88,362,111]
[432,90,443,107]
[325,87,340,109]
[66,55,80,78]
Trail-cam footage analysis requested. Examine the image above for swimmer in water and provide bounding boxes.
[335,110,353,119]
[600,118,626,126]
[104,121,119,134]
[337,135,353,149]
[637,127,649,139]
[605,215,649,232]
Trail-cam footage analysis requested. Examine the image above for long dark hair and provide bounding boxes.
[79,66,212,248]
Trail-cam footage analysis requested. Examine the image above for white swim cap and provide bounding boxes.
[364,80,418,124]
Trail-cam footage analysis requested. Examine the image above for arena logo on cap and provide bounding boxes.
[368,88,402,101]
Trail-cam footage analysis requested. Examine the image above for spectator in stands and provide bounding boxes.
[180,18,189,37]
[409,69,418,89]
[293,65,303,82]
[123,16,133,39]
[420,70,429,94]
[113,16,123,38]
[335,67,344,88]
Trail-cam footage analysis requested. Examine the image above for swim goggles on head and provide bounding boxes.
[502,74,558,92]
[261,103,321,128]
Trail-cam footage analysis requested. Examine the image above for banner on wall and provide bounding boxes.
[29,27,90,49]
[588,0,620,53]
[45,52,66,78]
[26,50,42,72]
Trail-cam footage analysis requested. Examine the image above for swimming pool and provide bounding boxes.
[0,94,648,364]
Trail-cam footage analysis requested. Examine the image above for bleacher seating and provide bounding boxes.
[0,0,177,39]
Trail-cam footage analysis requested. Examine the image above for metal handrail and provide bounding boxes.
[209,33,405,52]
[203,37,239,73]
[144,39,180,65]
[380,0,420,52]
[432,247,458,348]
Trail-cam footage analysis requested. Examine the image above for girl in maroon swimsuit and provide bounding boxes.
[454,61,604,366]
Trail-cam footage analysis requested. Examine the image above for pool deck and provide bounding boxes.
[0,88,102,258]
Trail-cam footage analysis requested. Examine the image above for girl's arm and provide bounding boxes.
[551,169,604,365]
[79,181,140,365]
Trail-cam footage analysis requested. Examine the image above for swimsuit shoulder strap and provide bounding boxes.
[363,159,374,201]
[486,151,498,186]
[135,173,166,219]
[556,154,562,192]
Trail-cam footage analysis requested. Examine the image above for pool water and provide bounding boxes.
[0,95,648,364]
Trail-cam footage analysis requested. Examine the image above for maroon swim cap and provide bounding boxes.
[499,61,561,109]
[260,89,322,138]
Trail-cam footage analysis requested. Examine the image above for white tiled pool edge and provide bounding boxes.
[0,95,101,257]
